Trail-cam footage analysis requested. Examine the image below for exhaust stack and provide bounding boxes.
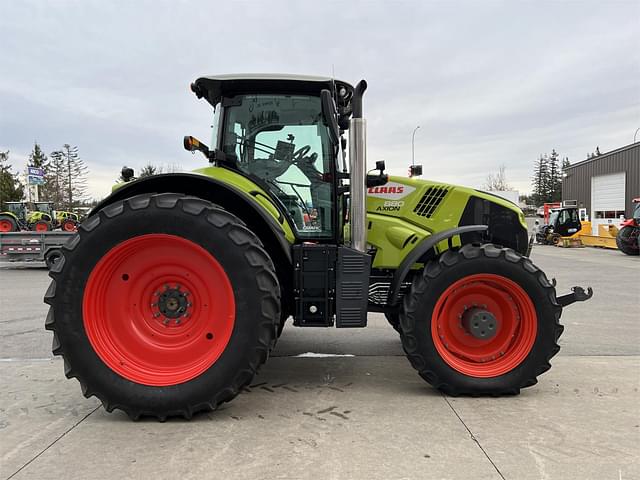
[349,80,368,252]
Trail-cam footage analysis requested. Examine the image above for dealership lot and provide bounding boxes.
[1,246,638,480]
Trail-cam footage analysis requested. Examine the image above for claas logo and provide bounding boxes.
[368,185,404,194]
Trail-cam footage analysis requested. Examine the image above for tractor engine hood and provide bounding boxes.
[366,176,529,255]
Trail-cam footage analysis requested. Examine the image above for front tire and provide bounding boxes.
[616,226,639,255]
[61,218,78,232]
[400,244,563,396]
[32,220,51,232]
[45,193,280,420]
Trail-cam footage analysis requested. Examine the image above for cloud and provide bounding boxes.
[1,0,638,198]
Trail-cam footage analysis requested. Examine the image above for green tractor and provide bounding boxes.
[45,74,592,420]
[32,201,79,232]
[0,201,53,232]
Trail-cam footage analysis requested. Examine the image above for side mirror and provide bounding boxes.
[375,160,386,172]
[183,136,211,159]
[409,164,423,177]
[320,89,340,145]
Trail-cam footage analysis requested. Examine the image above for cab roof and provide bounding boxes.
[191,73,354,107]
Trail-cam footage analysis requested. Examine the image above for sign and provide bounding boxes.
[367,182,415,200]
[28,175,45,185]
[28,166,44,177]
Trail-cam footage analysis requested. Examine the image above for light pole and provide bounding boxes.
[634,127,640,143]
[412,125,420,166]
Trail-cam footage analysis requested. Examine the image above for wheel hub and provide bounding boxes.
[461,307,498,339]
[153,285,192,324]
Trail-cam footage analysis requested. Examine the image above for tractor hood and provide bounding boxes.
[367,176,529,254]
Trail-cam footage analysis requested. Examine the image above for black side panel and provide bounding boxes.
[293,245,336,327]
[336,247,372,328]
[459,196,528,255]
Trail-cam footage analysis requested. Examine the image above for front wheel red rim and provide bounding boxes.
[35,222,48,232]
[63,221,76,232]
[82,234,236,386]
[0,220,12,232]
[431,273,537,378]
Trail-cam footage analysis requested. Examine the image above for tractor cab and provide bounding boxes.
[186,74,359,242]
[5,201,27,220]
[548,207,582,236]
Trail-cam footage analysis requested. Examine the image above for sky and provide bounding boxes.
[1,0,638,200]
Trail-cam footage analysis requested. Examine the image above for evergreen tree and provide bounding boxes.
[548,149,561,202]
[28,142,50,200]
[531,154,548,205]
[0,150,25,210]
[51,145,89,210]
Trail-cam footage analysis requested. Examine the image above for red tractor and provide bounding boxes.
[616,198,640,255]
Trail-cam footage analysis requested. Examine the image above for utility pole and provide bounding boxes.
[412,125,420,166]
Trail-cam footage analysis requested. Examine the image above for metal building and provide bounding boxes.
[562,142,639,235]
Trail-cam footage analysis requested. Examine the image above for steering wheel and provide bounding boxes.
[292,145,311,162]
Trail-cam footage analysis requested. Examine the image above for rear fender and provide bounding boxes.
[91,174,293,305]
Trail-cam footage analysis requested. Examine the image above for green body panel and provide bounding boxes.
[55,211,78,222]
[27,211,52,223]
[108,168,525,270]
[193,166,297,243]
[365,176,525,268]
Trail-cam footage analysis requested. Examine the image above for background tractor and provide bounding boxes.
[535,205,583,245]
[0,201,79,232]
[616,198,640,255]
[0,201,53,232]
[45,74,592,420]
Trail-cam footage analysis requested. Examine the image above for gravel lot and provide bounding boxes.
[1,245,639,480]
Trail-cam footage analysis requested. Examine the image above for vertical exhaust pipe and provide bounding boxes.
[349,80,368,252]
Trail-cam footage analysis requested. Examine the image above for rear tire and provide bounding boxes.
[0,215,18,232]
[45,193,280,420]
[400,244,563,396]
[616,226,639,255]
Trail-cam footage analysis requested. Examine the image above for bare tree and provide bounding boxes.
[484,165,512,191]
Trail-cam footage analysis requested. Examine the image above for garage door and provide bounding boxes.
[591,172,626,235]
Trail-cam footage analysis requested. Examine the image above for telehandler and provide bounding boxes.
[45,74,592,420]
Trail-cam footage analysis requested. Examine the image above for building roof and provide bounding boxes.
[564,142,640,170]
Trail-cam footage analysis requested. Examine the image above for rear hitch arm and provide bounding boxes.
[556,286,593,307]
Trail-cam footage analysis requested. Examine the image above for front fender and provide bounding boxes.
[386,225,488,306]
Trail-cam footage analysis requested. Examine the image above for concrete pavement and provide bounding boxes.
[1,246,639,479]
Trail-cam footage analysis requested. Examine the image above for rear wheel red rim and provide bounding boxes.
[0,220,12,232]
[35,222,48,232]
[82,234,235,386]
[431,273,537,378]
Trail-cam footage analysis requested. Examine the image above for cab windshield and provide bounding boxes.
[221,94,334,238]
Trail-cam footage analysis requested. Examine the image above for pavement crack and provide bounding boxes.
[443,395,506,480]
[6,405,100,479]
